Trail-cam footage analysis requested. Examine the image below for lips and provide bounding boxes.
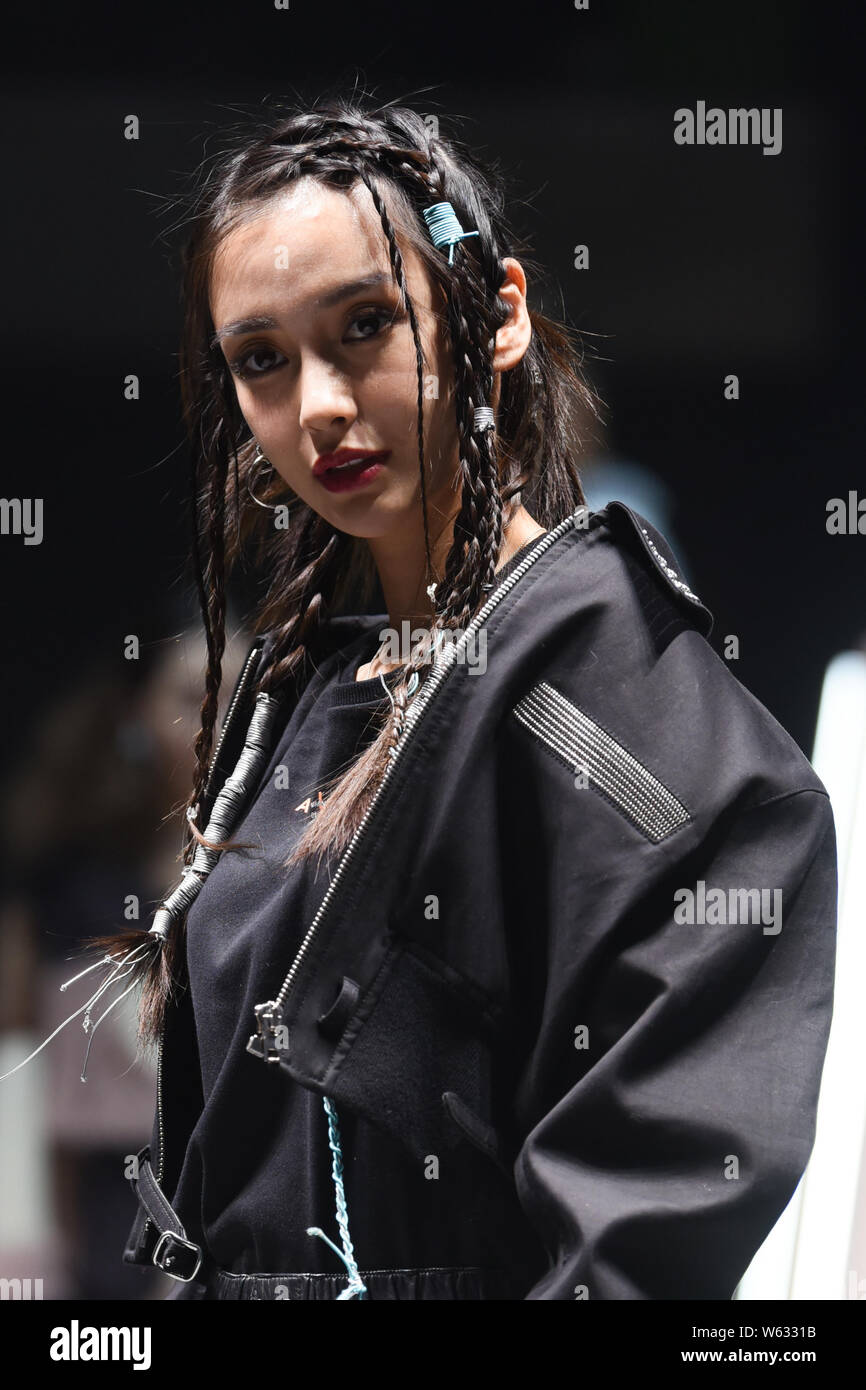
[313,448,390,476]
[313,449,390,495]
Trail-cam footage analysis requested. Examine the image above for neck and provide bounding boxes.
[368,499,545,631]
[356,501,546,682]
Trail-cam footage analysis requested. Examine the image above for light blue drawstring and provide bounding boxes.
[306,1096,368,1300]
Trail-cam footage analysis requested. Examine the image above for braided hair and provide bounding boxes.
[120,93,600,1042]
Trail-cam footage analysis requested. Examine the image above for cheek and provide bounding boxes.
[230,386,262,438]
[234,387,297,455]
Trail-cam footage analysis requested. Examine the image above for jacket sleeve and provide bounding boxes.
[510,785,838,1300]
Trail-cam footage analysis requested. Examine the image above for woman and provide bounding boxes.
[82,95,837,1299]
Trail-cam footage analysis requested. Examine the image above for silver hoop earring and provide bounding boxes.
[246,447,282,511]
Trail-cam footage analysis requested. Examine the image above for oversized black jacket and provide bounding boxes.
[123,501,838,1299]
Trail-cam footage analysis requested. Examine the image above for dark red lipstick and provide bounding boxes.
[313,448,390,493]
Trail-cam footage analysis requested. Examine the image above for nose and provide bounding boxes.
[298,357,357,436]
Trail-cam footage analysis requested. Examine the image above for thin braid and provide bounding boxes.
[269,131,432,183]
[361,146,505,624]
[257,516,348,696]
[429,217,503,626]
[353,167,435,590]
[439,321,503,628]
[184,451,229,864]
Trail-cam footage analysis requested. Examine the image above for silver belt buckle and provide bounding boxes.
[152,1229,203,1282]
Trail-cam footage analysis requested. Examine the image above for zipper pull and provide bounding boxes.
[246,1000,287,1063]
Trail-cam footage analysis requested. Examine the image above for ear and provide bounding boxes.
[490,257,532,372]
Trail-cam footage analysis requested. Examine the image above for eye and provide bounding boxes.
[344,307,396,341]
[227,305,398,380]
[228,344,286,380]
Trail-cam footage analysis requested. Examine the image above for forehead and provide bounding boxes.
[209,177,417,321]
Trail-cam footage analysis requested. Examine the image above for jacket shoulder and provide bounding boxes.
[595,500,714,638]
[510,502,827,816]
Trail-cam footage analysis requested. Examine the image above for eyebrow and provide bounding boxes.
[210,272,393,349]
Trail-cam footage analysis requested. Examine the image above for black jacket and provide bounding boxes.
[123,501,838,1299]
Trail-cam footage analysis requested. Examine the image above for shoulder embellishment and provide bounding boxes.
[510,679,691,843]
[601,500,713,636]
[638,525,702,605]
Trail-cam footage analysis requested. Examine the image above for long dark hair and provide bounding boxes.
[94,90,602,1045]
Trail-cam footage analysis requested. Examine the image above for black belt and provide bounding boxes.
[129,1145,214,1285]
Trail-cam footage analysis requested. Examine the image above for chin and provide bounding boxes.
[326,494,414,541]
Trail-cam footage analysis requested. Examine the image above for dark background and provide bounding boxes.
[1,0,861,760]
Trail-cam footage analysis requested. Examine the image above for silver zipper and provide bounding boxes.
[156,1025,165,1183]
[142,1019,166,1249]
[247,505,591,1062]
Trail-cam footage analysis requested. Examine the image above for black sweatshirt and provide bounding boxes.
[171,537,547,1293]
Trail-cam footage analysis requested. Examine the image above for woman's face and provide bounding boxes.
[208,177,460,540]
